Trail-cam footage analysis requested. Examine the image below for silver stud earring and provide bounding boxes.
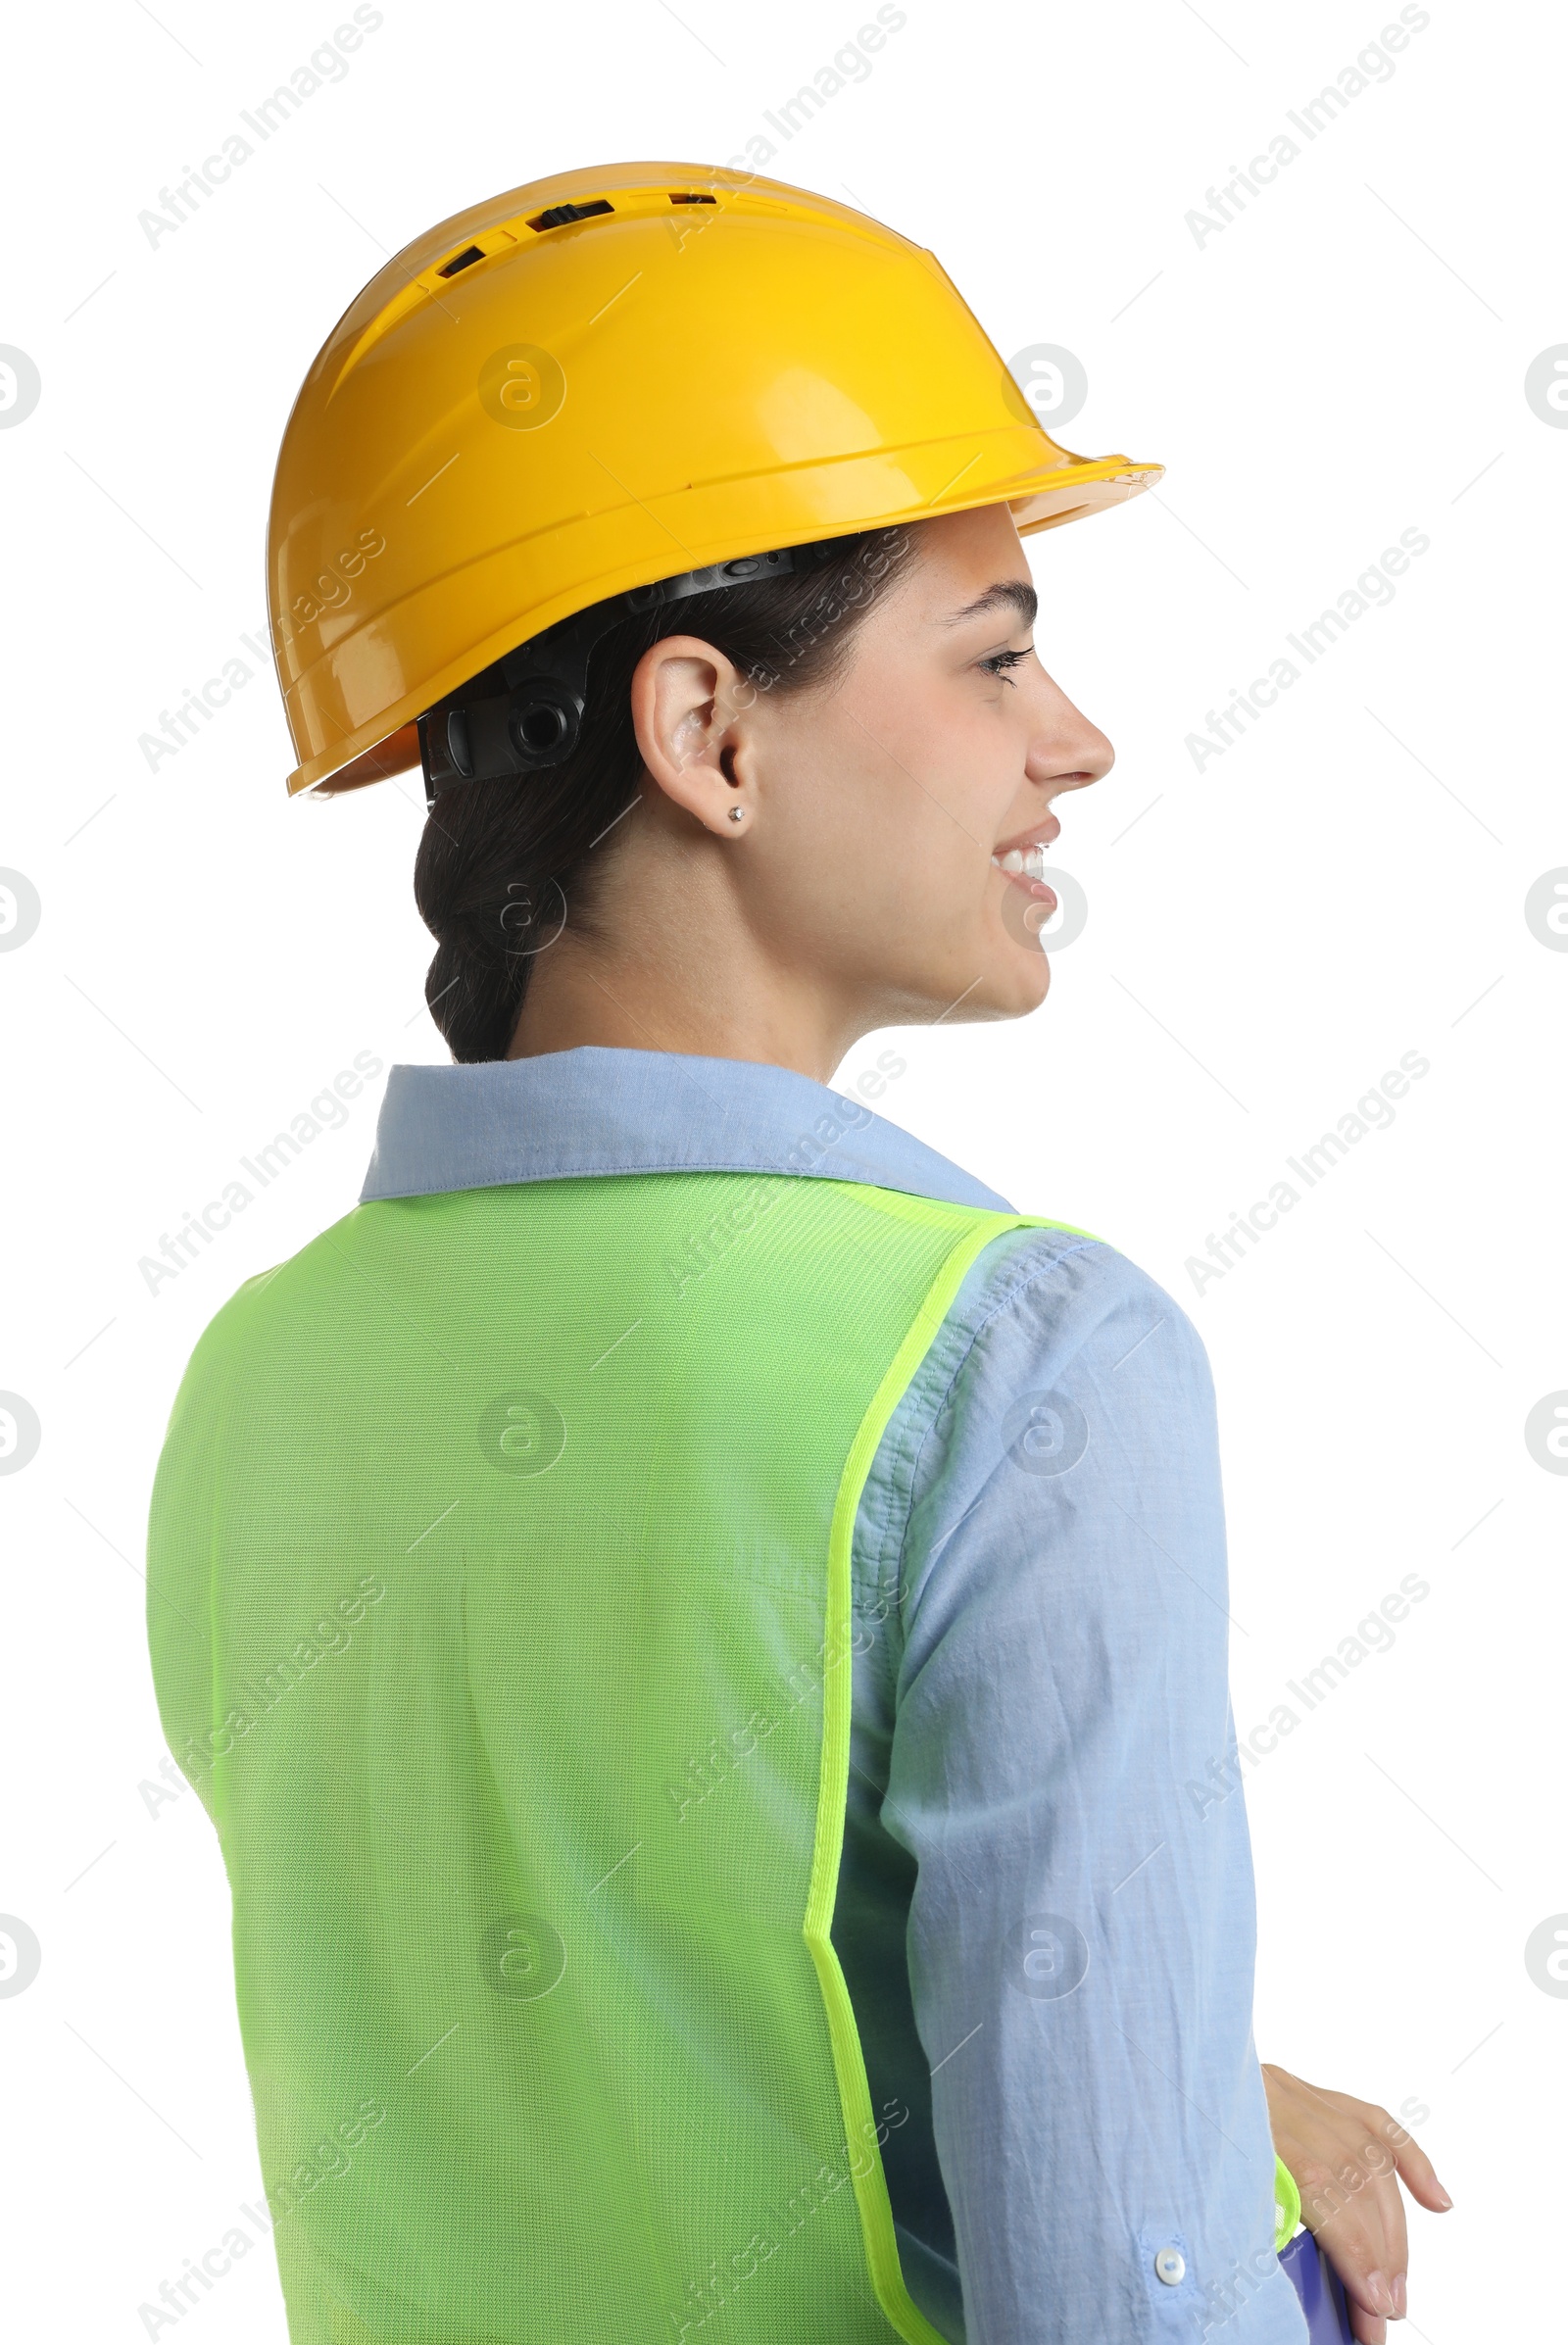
[727,806,746,823]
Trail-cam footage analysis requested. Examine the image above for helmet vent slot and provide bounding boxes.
[529,199,614,231]
[668,191,716,206]
[436,244,486,279]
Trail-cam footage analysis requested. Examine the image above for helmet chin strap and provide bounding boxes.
[417,540,843,806]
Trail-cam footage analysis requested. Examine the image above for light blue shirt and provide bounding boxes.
[363,1048,1307,2345]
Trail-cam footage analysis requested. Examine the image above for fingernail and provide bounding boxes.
[1434,2186,1453,2210]
[1365,2271,1396,2317]
[1392,2272,1408,2319]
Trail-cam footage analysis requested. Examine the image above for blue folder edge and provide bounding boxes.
[1279,2227,1356,2342]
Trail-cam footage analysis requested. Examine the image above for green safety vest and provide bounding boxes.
[147,1168,1298,2342]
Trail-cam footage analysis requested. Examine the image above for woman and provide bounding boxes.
[147,165,1449,2345]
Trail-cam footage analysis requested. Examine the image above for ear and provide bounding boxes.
[629,634,754,835]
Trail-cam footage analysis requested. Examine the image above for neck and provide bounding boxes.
[505,880,860,1085]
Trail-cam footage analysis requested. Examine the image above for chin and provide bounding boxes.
[999,956,1053,1017]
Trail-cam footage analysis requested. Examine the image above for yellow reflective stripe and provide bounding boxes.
[1274,2152,1301,2251]
[804,1202,1096,2342]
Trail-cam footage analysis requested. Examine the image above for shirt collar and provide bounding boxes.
[360,1047,1013,1213]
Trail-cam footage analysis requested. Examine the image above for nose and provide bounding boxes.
[1025,671,1114,796]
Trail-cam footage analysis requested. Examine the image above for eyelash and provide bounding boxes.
[978,646,1031,683]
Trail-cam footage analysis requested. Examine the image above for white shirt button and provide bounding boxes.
[1153,2246,1186,2286]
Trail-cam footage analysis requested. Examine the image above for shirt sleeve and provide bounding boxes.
[879,1230,1307,2345]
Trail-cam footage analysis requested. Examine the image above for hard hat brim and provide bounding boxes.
[288,453,1160,797]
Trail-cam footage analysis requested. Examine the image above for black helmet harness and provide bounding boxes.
[417,540,845,807]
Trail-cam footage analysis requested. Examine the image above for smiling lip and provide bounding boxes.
[993,816,1061,859]
[999,867,1057,911]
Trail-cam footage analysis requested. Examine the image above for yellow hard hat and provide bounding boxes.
[268,160,1162,798]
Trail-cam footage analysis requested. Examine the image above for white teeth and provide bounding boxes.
[992,844,1050,879]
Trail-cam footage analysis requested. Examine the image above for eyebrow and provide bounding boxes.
[940,578,1038,630]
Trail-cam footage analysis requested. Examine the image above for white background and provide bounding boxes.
[1,0,1563,2336]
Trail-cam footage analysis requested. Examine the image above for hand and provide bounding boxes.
[1261,2064,1453,2344]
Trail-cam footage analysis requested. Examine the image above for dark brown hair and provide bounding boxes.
[410,524,916,1062]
